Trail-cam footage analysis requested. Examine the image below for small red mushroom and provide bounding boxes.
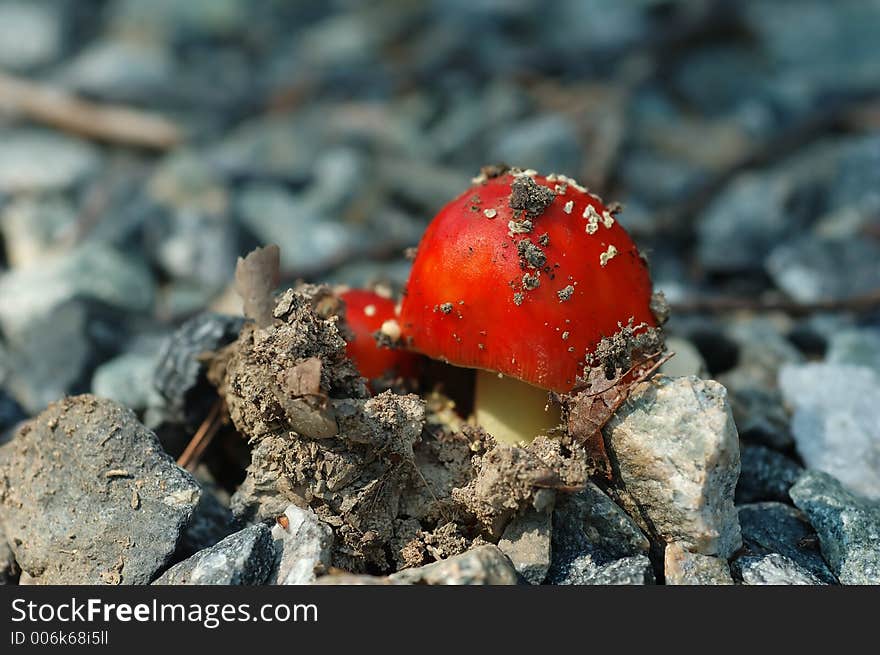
[340,287,417,386]
[398,167,656,444]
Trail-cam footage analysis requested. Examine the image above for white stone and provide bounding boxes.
[779,363,880,499]
[270,505,333,585]
[604,376,742,558]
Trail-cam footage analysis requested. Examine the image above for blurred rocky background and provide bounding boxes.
[0,0,879,585]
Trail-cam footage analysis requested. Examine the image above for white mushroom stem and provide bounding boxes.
[474,369,561,445]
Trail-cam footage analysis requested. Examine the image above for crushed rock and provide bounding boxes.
[0,395,201,584]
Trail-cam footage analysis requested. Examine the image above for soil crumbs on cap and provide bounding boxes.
[586,318,665,380]
[509,175,555,218]
[517,239,547,269]
[207,284,589,575]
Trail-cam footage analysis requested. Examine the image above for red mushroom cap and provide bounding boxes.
[399,169,656,392]
[340,288,417,382]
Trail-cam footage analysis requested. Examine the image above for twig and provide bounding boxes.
[669,289,880,317]
[177,400,226,472]
[0,71,182,150]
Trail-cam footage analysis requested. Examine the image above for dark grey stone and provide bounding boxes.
[736,444,803,504]
[789,471,880,585]
[0,525,19,584]
[154,524,274,585]
[4,299,131,414]
[0,389,26,435]
[737,502,836,583]
[735,553,825,585]
[0,395,201,584]
[389,545,521,586]
[151,312,244,430]
[176,489,240,560]
[584,555,655,585]
[546,482,649,585]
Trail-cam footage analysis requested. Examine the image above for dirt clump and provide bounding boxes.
[509,174,555,218]
[208,282,591,574]
[587,318,665,381]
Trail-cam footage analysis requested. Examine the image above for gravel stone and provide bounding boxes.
[780,363,880,499]
[497,508,552,585]
[584,555,655,585]
[789,471,880,585]
[664,542,733,585]
[0,130,99,194]
[737,502,836,583]
[604,376,742,558]
[0,243,155,343]
[736,444,803,504]
[270,505,334,585]
[154,524,274,585]
[735,553,825,585]
[546,482,649,585]
[389,545,521,585]
[0,395,201,584]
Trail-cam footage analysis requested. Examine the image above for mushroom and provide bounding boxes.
[398,167,657,444]
[339,287,418,388]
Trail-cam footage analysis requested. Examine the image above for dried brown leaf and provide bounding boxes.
[234,244,280,328]
[567,351,674,479]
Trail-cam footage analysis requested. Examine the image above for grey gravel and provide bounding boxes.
[664,542,733,585]
[546,482,649,585]
[767,236,880,303]
[718,318,803,449]
[604,376,742,558]
[736,553,825,585]
[92,348,165,413]
[698,173,805,273]
[0,130,99,194]
[154,524,274,585]
[0,395,201,584]
[270,505,334,585]
[584,555,655,585]
[660,337,708,379]
[176,488,240,559]
[780,363,880,499]
[736,444,803,504]
[3,299,129,414]
[149,312,244,440]
[789,471,880,585]
[827,328,880,377]
[737,502,836,583]
[497,508,553,585]
[0,195,77,269]
[389,545,521,585]
[0,2,61,71]
[0,242,155,343]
